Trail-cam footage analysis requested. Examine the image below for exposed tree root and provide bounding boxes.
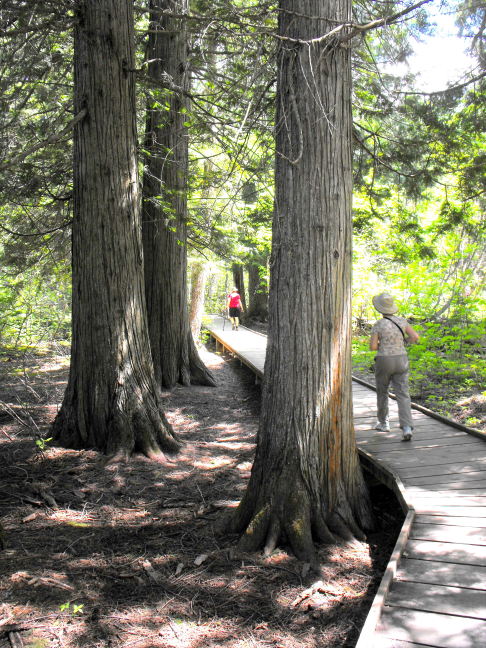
[226,473,367,567]
[188,340,217,387]
[52,381,181,460]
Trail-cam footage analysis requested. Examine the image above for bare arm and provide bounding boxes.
[405,324,419,344]
[369,332,379,351]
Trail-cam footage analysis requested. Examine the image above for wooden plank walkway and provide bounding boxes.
[205,315,486,648]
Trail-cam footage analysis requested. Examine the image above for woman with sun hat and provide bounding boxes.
[369,293,420,441]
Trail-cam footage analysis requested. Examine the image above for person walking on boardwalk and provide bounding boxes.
[227,287,244,331]
[369,293,419,441]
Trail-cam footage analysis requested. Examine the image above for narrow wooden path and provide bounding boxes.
[205,315,486,648]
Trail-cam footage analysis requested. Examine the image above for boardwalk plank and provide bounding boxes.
[403,471,486,486]
[404,481,486,492]
[404,539,486,566]
[415,515,486,528]
[396,557,486,588]
[369,449,486,467]
[377,608,486,648]
[411,523,486,544]
[408,494,486,506]
[397,461,486,479]
[386,581,486,619]
[407,488,486,498]
[369,641,443,648]
[412,505,486,517]
[357,436,479,450]
[206,318,486,648]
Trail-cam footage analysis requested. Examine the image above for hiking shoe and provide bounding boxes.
[374,421,390,432]
[402,426,413,441]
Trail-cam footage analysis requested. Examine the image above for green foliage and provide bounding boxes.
[35,436,53,452]
[0,257,71,347]
[1,0,483,363]
[352,336,375,373]
[59,602,84,616]
[353,315,485,424]
[407,317,485,400]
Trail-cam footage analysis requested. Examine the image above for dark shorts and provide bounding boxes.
[229,307,240,317]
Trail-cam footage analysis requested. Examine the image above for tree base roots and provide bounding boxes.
[225,488,369,566]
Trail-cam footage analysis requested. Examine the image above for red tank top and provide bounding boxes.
[228,293,241,308]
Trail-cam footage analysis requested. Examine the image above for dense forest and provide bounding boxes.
[1,0,484,427]
[0,0,485,646]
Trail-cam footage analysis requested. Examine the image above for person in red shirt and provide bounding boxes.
[227,288,244,330]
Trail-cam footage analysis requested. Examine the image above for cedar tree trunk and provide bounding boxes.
[189,260,209,342]
[227,0,372,565]
[247,257,268,321]
[142,0,215,388]
[231,263,247,311]
[52,0,179,459]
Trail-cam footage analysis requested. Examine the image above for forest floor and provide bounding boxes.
[0,342,404,648]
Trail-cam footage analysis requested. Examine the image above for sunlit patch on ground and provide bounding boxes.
[0,346,403,648]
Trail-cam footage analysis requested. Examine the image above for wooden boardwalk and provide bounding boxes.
[205,315,486,648]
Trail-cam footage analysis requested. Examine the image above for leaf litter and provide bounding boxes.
[0,345,403,647]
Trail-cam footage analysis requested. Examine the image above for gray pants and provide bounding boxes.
[375,354,413,429]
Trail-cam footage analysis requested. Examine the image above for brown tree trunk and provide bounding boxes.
[231,263,247,312]
[246,257,268,321]
[142,0,215,389]
[227,0,372,565]
[189,260,209,342]
[52,0,179,459]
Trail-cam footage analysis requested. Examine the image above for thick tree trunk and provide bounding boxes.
[227,0,372,565]
[189,260,209,342]
[246,257,268,321]
[231,263,247,312]
[142,0,215,389]
[52,0,179,459]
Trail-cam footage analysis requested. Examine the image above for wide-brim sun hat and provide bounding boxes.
[372,292,398,315]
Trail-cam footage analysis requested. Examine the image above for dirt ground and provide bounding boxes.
[0,342,403,648]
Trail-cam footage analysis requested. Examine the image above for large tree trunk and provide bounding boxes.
[142,0,215,389]
[246,256,268,321]
[52,0,179,459]
[227,0,372,565]
[189,260,209,342]
[231,263,247,312]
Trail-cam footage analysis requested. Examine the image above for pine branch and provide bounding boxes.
[0,109,87,172]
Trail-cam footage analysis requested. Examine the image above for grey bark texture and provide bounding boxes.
[227,0,372,564]
[142,0,215,389]
[52,0,179,458]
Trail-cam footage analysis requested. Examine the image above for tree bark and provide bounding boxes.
[52,0,179,459]
[246,257,268,321]
[231,263,247,312]
[227,0,372,565]
[189,260,209,342]
[142,0,215,389]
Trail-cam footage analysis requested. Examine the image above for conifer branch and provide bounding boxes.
[0,109,87,172]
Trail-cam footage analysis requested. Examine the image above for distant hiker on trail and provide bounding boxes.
[227,288,244,331]
[369,292,420,441]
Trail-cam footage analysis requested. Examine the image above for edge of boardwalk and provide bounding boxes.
[205,317,484,645]
[354,450,415,648]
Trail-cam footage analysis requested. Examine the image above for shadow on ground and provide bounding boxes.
[0,344,403,648]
